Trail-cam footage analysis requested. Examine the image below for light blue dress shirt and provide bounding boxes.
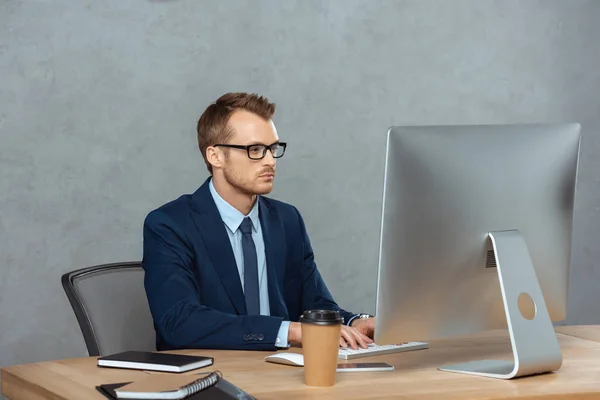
[209,180,290,347]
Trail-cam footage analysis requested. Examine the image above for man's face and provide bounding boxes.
[220,110,280,196]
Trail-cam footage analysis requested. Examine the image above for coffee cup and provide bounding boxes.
[299,309,343,387]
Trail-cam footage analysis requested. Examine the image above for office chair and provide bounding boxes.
[61,261,156,357]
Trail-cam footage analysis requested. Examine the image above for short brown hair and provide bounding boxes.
[197,92,276,173]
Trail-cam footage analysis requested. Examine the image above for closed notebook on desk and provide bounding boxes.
[97,351,213,373]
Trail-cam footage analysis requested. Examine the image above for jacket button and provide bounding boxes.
[251,334,257,340]
[243,334,249,340]
[258,334,264,340]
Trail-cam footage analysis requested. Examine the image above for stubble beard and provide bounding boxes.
[223,165,274,196]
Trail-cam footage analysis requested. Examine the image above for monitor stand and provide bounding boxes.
[438,230,562,379]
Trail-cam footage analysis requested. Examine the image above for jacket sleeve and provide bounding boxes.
[293,207,357,325]
[142,210,283,350]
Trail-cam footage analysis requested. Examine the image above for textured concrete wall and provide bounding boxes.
[1,0,599,376]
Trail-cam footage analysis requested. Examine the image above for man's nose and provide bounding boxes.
[262,149,276,166]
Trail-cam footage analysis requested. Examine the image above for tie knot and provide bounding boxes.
[239,217,253,234]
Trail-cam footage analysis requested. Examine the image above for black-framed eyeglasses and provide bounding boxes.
[214,142,287,160]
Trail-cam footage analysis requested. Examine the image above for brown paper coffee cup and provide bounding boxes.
[300,310,343,387]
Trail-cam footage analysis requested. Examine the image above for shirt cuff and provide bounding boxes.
[275,321,291,348]
[346,314,361,326]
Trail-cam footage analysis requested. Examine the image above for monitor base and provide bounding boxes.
[438,230,562,379]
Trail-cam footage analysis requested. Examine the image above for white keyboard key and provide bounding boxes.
[338,341,429,360]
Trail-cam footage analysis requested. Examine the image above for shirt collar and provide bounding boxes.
[209,178,259,234]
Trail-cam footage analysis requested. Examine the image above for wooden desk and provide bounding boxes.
[3,326,600,400]
[555,325,600,343]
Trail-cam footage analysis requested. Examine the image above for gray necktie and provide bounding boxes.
[240,217,260,315]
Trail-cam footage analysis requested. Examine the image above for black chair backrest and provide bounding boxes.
[61,262,156,356]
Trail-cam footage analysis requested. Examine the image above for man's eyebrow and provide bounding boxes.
[247,140,280,146]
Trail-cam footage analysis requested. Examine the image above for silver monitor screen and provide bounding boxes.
[374,123,581,346]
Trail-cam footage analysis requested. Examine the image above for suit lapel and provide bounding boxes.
[190,179,247,315]
[259,198,288,319]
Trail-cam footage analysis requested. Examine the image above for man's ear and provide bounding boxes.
[206,146,224,170]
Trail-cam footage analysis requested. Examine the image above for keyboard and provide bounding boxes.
[338,342,429,360]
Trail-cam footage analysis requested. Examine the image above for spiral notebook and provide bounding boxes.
[96,372,256,400]
[114,372,219,399]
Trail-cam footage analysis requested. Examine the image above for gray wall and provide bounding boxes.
[1,0,599,374]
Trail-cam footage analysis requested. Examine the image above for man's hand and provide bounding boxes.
[339,325,373,349]
[350,317,375,339]
[287,321,374,350]
[288,322,302,345]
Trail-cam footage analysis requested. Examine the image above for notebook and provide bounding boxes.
[97,351,213,373]
[96,374,256,400]
[115,372,219,399]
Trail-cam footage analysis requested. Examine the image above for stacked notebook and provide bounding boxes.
[96,372,255,400]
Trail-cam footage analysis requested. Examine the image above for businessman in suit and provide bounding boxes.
[142,92,376,351]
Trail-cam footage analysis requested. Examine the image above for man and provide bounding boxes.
[142,92,375,351]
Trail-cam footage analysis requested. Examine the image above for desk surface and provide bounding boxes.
[3,326,600,400]
[555,325,600,342]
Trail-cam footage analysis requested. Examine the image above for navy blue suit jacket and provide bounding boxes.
[142,178,356,351]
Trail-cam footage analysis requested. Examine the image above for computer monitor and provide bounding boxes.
[374,123,581,379]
